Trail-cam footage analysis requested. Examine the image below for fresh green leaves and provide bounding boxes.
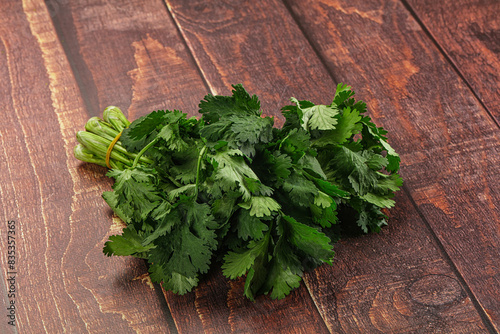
[103,226,155,257]
[103,168,162,224]
[200,84,274,157]
[287,97,339,131]
[74,83,402,300]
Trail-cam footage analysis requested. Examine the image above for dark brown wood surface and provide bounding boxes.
[0,0,175,333]
[0,0,498,333]
[404,0,500,124]
[284,0,500,331]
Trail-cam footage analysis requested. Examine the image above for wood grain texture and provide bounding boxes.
[49,0,208,120]
[285,0,500,331]
[304,190,487,333]
[162,0,341,332]
[50,0,331,333]
[404,0,500,124]
[0,0,172,332]
[0,272,16,334]
[1,0,497,333]
[166,0,493,332]
[165,0,336,127]
[164,268,330,334]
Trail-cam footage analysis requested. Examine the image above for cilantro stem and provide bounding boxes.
[165,174,182,188]
[193,145,207,198]
[132,137,159,168]
[278,133,291,150]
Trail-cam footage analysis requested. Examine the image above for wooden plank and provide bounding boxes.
[284,0,500,331]
[164,268,330,333]
[0,0,173,332]
[165,0,492,332]
[161,1,338,332]
[404,0,500,124]
[50,0,331,333]
[49,0,208,120]
[0,272,16,334]
[305,190,488,333]
[164,0,336,126]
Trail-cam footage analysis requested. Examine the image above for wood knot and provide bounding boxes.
[408,275,463,306]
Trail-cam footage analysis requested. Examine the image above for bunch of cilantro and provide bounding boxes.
[74,84,402,300]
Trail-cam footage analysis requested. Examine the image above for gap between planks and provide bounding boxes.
[399,0,500,130]
[41,0,180,332]
[161,0,217,96]
[160,0,335,331]
[43,0,499,332]
[402,186,498,334]
[281,0,499,332]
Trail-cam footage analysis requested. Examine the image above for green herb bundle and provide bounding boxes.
[74,84,402,300]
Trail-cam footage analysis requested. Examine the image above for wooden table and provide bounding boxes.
[1,0,499,333]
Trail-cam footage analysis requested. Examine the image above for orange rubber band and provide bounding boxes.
[106,131,123,168]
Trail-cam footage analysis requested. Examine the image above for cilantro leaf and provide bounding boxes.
[222,229,271,279]
[327,145,379,195]
[263,260,302,300]
[200,98,274,157]
[103,226,155,257]
[147,201,218,292]
[103,168,162,225]
[332,83,356,106]
[312,106,363,146]
[288,97,340,131]
[163,272,199,295]
[168,146,203,184]
[263,150,292,183]
[208,148,261,200]
[74,82,402,300]
[148,264,199,295]
[199,84,261,123]
[282,172,318,207]
[157,123,189,152]
[121,110,166,152]
[234,209,270,241]
[360,116,400,172]
[238,196,281,218]
[281,214,335,264]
